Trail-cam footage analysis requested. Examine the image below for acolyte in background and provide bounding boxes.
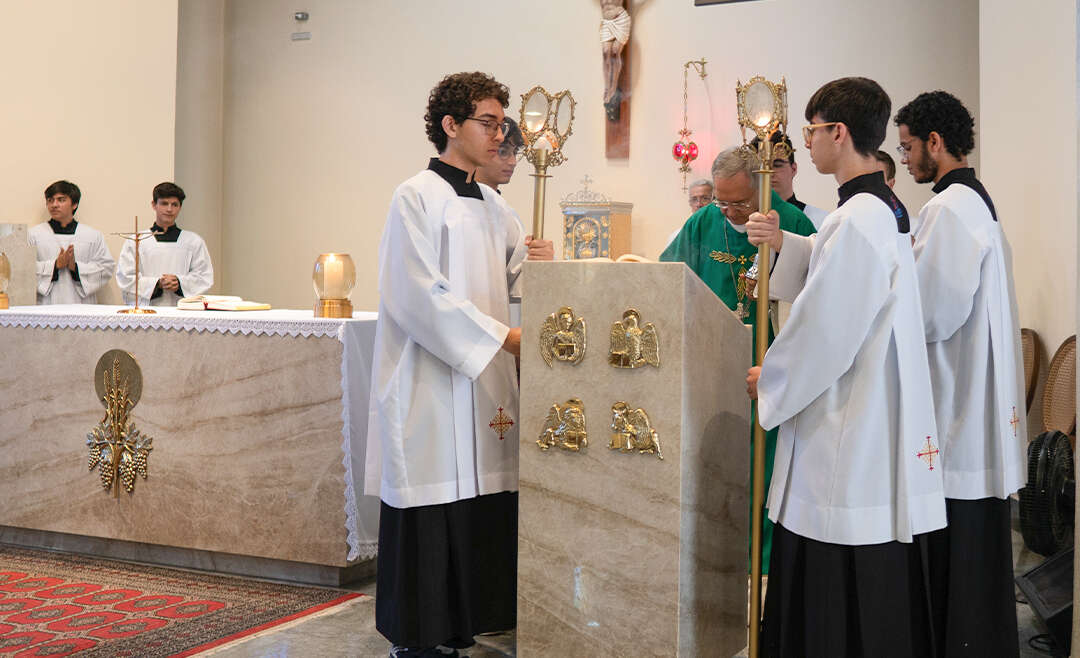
[312,253,356,318]
[520,85,575,241]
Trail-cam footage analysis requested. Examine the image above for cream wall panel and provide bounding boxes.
[217,0,979,312]
[0,0,178,304]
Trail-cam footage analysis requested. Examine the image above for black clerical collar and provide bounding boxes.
[786,195,807,212]
[48,219,77,235]
[428,158,483,200]
[151,223,182,242]
[932,167,997,222]
[837,171,910,234]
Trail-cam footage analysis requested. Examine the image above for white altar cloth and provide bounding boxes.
[0,305,381,561]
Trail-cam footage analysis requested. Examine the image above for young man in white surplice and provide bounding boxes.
[28,180,115,305]
[745,77,946,658]
[115,182,213,306]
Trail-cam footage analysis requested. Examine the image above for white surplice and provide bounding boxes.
[27,222,115,305]
[364,164,526,510]
[760,175,946,545]
[115,229,213,306]
[802,202,829,229]
[913,173,1026,499]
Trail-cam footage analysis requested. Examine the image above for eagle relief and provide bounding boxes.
[538,306,587,367]
[537,398,589,452]
[609,401,662,460]
[608,308,659,368]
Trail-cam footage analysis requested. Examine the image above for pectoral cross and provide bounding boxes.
[1009,406,1020,437]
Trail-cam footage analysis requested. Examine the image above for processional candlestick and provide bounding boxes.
[735,74,790,658]
[113,216,157,315]
[520,86,576,241]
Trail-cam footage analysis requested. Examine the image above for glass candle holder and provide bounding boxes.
[312,253,356,318]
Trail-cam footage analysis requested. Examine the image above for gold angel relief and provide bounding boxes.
[539,306,586,367]
[608,308,659,368]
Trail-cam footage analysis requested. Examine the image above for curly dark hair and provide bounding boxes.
[894,91,975,159]
[424,72,509,153]
[805,77,890,156]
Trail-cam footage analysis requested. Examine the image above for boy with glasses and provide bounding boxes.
[366,71,551,658]
[750,132,830,228]
[745,77,945,657]
[660,147,814,581]
[896,90,1024,658]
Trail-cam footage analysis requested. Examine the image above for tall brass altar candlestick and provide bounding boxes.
[519,85,575,240]
[735,75,790,658]
[115,216,156,314]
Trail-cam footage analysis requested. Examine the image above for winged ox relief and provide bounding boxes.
[608,308,659,368]
[538,306,586,367]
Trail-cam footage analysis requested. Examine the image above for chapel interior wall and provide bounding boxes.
[197,0,980,313]
[0,0,179,305]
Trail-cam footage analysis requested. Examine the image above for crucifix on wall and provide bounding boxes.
[601,0,632,158]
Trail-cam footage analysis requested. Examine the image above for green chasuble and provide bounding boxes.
[659,189,817,574]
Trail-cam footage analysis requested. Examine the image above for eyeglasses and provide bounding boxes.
[895,143,913,158]
[496,144,523,159]
[464,116,510,137]
[801,122,839,144]
[689,194,714,206]
[713,199,754,212]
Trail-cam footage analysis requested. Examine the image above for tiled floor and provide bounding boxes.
[205,525,1059,657]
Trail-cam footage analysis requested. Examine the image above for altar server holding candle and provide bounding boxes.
[116,182,213,306]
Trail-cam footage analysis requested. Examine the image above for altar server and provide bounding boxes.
[115,182,213,306]
[660,146,815,577]
[366,71,552,658]
[751,132,830,228]
[28,180,115,305]
[746,77,945,657]
[896,90,1024,658]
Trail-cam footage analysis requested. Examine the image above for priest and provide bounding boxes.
[365,71,552,658]
[896,90,1025,658]
[28,180,115,305]
[115,182,213,306]
[660,145,815,578]
[746,77,946,657]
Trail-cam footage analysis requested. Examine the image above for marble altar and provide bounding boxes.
[0,305,380,585]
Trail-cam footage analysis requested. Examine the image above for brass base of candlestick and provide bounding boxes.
[0,293,8,309]
[118,307,156,314]
[315,298,352,318]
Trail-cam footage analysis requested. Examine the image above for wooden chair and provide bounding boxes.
[1042,335,1076,439]
[1021,328,1041,409]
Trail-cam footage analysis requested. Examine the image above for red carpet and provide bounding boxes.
[0,544,362,657]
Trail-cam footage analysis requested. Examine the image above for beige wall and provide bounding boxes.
[0,0,178,304]
[176,0,225,292]
[214,0,980,311]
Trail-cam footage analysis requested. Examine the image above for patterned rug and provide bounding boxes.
[0,544,362,657]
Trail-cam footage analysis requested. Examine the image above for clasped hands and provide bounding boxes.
[159,274,180,292]
[54,245,77,272]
